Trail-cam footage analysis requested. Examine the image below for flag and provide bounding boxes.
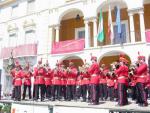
[108,5,114,42]
[97,9,104,42]
[115,6,121,34]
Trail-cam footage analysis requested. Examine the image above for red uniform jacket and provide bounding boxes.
[14,69,23,86]
[33,67,38,85]
[88,63,100,84]
[23,70,32,86]
[60,69,67,86]
[114,79,118,89]
[115,65,129,85]
[76,76,82,86]
[67,66,78,85]
[99,69,108,84]
[135,63,147,84]
[107,77,115,87]
[81,72,90,85]
[52,68,61,85]
[34,66,45,85]
[44,68,52,86]
[129,76,136,87]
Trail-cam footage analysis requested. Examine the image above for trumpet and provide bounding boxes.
[78,66,88,74]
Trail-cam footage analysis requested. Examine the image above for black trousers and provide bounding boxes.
[11,87,15,99]
[14,86,21,101]
[90,84,99,104]
[107,86,114,101]
[147,88,150,98]
[99,84,108,100]
[33,84,38,99]
[35,84,45,101]
[118,83,128,105]
[76,85,82,100]
[131,86,136,100]
[136,82,147,104]
[67,85,76,101]
[52,85,61,100]
[114,89,118,100]
[22,85,31,100]
[61,85,66,100]
[82,84,90,101]
[46,85,52,99]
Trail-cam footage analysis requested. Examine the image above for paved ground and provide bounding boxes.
[1,99,150,112]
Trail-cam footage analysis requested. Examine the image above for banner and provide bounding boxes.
[146,30,150,43]
[11,103,50,113]
[51,39,85,54]
[0,43,37,59]
[53,106,109,113]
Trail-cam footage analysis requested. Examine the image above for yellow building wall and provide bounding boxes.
[60,17,84,41]
[144,4,150,30]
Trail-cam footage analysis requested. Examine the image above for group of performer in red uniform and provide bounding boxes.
[10,53,150,107]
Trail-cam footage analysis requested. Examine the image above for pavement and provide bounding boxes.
[1,99,150,112]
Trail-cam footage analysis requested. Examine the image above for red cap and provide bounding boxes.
[119,53,128,64]
[138,52,145,61]
[38,58,42,64]
[15,60,20,67]
[91,56,97,61]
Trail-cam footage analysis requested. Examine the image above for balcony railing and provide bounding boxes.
[0,43,37,59]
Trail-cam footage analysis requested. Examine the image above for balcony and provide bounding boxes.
[0,43,37,59]
[51,39,85,54]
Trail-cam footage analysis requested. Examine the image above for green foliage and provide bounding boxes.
[1,104,11,113]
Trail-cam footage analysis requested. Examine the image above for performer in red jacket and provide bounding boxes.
[51,62,61,101]
[34,58,45,101]
[107,72,115,101]
[14,60,23,101]
[88,56,100,105]
[44,60,52,100]
[81,65,90,102]
[59,64,67,100]
[99,64,108,101]
[115,54,129,106]
[66,62,78,101]
[135,54,148,106]
[22,62,32,100]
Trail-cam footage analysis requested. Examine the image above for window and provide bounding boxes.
[11,4,18,18]
[75,27,85,39]
[9,33,17,47]
[25,30,35,44]
[27,0,35,14]
[113,20,129,44]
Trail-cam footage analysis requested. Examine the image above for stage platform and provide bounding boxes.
[1,99,150,112]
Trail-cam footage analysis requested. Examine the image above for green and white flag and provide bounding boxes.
[97,9,104,42]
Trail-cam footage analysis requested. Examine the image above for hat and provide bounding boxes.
[38,58,42,64]
[138,52,145,61]
[91,56,97,61]
[119,53,128,64]
[15,60,20,67]
[90,53,97,61]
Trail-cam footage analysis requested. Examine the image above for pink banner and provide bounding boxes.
[0,43,37,59]
[51,39,85,54]
[146,30,150,43]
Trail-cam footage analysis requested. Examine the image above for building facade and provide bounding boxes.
[0,0,150,96]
